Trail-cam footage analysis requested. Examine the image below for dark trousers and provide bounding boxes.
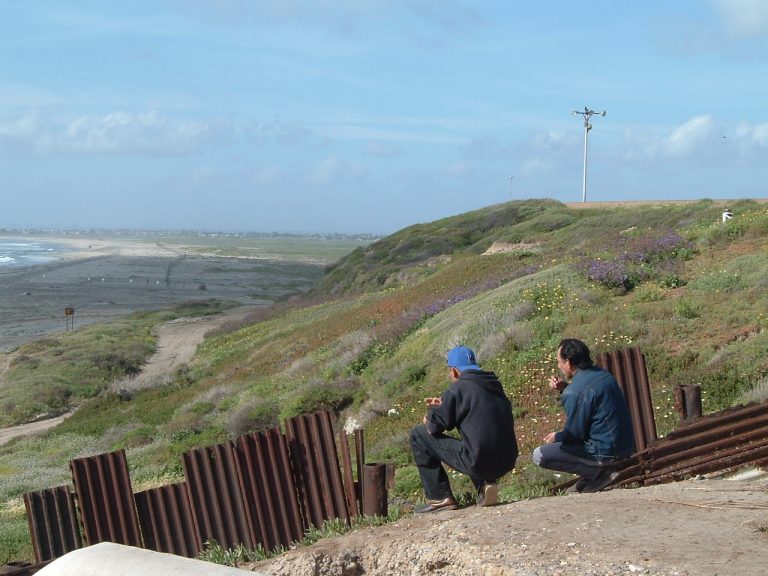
[410,424,485,500]
[533,442,615,480]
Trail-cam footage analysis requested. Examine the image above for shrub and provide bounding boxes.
[741,376,768,404]
[634,285,664,302]
[281,378,359,419]
[674,299,700,319]
[688,270,743,293]
[580,260,631,290]
[227,399,280,437]
[89,342,153,376]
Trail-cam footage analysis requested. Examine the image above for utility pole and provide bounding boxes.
[572,107,606,203]
[509,175,514,197]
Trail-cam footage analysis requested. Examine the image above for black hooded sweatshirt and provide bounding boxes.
[426,369,518,480]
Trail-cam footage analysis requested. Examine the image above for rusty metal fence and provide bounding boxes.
[69,449,142,548]
[234,428,304,551]
[134,482,200,558]
[614,399,768,487]
[22,486,81,563]
[21,410,365,566]
[595,347,657,451]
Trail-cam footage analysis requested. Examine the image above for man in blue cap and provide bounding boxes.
[410,345,518,512]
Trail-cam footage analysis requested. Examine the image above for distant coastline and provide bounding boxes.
[0,234,328,353]
[0,237,75,268]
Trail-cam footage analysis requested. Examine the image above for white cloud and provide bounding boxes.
[518,157,552,177]
[0,112,42,141]
[713,0,768,39]
[516,130,575,177]
[0,110,224,155]
[365,141,404,158]
[734,121,768,147]
[664,114,714,156]
[306,154,365,184]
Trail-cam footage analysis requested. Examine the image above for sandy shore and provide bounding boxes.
[0,236,323,352]
[20,235,189,260]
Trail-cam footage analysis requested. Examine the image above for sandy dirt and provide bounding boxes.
[0,411,75,446]
[250,471,768,576]
[131,304,263,383]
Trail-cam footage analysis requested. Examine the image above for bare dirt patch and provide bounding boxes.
[123,305,263,389]
[250,472,768,576]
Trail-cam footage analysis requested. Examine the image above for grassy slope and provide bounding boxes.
[2,199,768,563]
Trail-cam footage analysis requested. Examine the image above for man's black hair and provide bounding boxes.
[558,338,593,370]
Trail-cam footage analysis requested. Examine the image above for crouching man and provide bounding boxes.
[534,338,635,493]
[410,346,518,513]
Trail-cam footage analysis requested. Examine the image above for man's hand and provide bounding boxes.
[543,432,557,444]
[424,397,442,407]
[549,374,567,393]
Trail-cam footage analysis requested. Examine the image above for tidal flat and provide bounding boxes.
[0,232,368,352]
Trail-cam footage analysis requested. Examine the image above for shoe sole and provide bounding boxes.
[415,504,457,513]
[581,471,619,493]
[478,484,498,507]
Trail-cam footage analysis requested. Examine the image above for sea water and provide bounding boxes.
[0,238,72,268]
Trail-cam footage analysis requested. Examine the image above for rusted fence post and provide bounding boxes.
[674,384,702,426]
[361,463,388,517]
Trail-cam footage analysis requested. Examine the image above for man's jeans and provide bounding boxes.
[410,424,484,500]
[533,442,615,480]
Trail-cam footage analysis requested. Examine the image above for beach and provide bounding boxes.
[0,235,324,352]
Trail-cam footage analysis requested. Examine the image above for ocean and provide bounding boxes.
[0,238,72,268]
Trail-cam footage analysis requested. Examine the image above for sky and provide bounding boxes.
[1,1,767,234]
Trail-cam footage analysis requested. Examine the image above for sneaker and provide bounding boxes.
[580,467,619,493]
[564,477,591,494]
[476,482,498,507]
[415,497,458,513]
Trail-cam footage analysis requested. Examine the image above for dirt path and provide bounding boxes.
[251,471,768,576]
[0,305,262,445]
[0,411,75,446]
[134,305,262,383]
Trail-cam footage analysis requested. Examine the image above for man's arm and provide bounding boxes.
[554,388,590,443]
[425,389,459,435]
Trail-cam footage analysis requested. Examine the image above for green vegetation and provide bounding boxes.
[0,300,230,428]
[2,199,768,565]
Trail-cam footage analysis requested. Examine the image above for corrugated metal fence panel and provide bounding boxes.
[69,450,142,547]
[338,429,359,516]
[614,400,768,487]
[285,411,350,529]
[22,486,82,563]
[234,428,304,551]
[595,347,658,451]
[134,482,201,558]
[182,441,254,550]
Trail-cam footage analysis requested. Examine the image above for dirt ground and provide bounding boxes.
[249,471,768,576]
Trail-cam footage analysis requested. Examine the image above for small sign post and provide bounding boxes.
[65,307,75,330]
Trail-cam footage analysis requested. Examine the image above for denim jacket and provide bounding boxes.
[554,366,635,460]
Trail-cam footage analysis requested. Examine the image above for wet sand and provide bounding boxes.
[0,237,324,352]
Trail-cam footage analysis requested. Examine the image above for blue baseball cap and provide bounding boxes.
[447,346,480,372]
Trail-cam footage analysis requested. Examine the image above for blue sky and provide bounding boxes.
[1,1,767,234]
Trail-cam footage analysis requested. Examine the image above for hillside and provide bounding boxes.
[2,198,768,566]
